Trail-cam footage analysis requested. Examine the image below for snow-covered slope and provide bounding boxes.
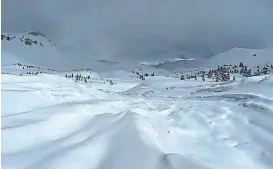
[153,48,273,72]
[2,69,273,169]
[205,48,273,68]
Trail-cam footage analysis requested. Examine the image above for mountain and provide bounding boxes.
[2,31,66,68]
[153,47,273,72]
[153,58,206,72]
[1,31,169,76]
[204,47,273,67]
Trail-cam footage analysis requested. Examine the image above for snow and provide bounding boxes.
[153,47,273,71]
[205,48,273,67]
[2,69,273,169]
[2,34,273,169]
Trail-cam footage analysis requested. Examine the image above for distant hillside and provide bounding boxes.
[204,48,273,68]
[152,58,206,72]
[153,48,273,72]
[1,31,170,76]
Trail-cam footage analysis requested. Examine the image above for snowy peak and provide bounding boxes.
[1,31,55,48]
[1,31,65,69]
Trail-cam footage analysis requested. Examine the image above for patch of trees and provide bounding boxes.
[1,34,16,41]
[65,73,91,83]
[14,62,55,76]
[179,62,273,82]
[132,68,155,80]
[65,73,116,85]
[28,31,46,37]
[24,38,38,46]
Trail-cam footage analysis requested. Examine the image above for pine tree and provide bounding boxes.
[239,62,244,67]
[215,71,220,82]
[247,69,252,77]
[226,71,230,81]
[202,73,205,81]
[257,69,261,76]
[207,70,213,79]
[180,75,185,80]
[262,64,271,74]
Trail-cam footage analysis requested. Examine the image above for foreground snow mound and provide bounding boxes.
[2,73,211,169]
[2,70,273,169]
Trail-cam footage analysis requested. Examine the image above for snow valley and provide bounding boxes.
[2,31,273,169]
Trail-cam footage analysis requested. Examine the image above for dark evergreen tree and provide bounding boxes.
[246,69,252,77]
[202,73,205,81]
[262,64,271,74]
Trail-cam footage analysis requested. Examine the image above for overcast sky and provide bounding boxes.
[2,0,273,62]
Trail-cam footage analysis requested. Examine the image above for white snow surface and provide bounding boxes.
[2,71,273,169]
[2,35,273,169]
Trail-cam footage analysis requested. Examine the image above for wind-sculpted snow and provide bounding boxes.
[2,68,273,169]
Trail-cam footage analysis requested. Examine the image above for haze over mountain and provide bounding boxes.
[2,0,273,62]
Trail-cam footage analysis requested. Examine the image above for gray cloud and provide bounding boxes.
[2,0,273,62]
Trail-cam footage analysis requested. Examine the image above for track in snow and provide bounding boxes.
[2,73,273,169]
